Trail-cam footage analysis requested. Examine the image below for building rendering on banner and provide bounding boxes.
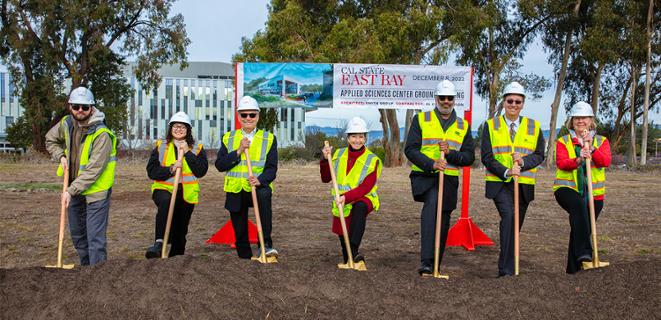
[0,62,307,150]
[258,75,301,97]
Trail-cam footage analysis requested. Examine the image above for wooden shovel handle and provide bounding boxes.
[325,141,354,267]
[161,147,185,258]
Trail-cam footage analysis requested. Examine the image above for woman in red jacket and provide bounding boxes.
[553,101,611,273]
[320,117,382,265]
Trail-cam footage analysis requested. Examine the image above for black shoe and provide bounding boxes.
[145,242,163,259]
[577,254,592,263]
[353,253,365,263]
[418,262,433,275]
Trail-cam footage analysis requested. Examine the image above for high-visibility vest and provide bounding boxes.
[151,140,203,204]
[484,116,540,185]
[553,134,607,196]
[222,129,275,193]
[331,147,382,217]
[411,110,469,176]
[56,115,117,195]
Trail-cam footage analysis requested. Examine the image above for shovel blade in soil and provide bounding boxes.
[337,260,367,271]
[252,255,278,264]
[421,272,449,280]
[582,260,610,270]
[45,264,74,269]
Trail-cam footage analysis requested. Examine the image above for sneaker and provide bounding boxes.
[265,247,279,257]
[418,261,433,275]
[145,242,163,259]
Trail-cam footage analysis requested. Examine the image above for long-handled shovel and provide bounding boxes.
[581,138,609,270]
[161,147,185,259]
[245,149,277,264]
[424,151,449,279]
[324,141,366,271]
[46,167,75,269]
[514,173,520,276]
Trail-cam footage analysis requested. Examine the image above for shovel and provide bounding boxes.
[161,147,185,259]
[245,149,277,264]
[514,173,520,276]
[324,141,366,271]
[423,151,449,279]
[46,166,75,269]
[581,137,609,270]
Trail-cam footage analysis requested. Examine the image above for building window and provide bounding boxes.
[1,73,5,102]
[6,116,14,128]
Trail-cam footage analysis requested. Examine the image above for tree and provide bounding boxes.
[450,0,551,119]
[641,0,654,165]
[234,0,451,167]
[0,0,189,152]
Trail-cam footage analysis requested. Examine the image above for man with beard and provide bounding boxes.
[405,80,475,275]
[46,87,117,266]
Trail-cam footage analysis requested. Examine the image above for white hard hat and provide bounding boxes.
[502,81,525,98]
[169,111,192,126]
[435,80,456,96]
[569,101,594,117]
[237,96,260,112]
[346,117,368,134]
[68,87,95,105]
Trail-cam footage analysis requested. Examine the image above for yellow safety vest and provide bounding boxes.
[553,134,606,196]
[485,116,540,185]
[222,129,275,193]
[151,140,203,204]
[56,115,117,195]
[411,110,469,176]
[331,147,382,217]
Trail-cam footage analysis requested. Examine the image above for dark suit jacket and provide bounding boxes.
[405,109,475,210]
[480,116,545,203]
[215,132,278,212]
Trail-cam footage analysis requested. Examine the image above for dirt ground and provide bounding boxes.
[1,161,659,319]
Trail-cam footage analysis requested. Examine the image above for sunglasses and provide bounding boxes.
[506,99,523,105]
[437,96,454,102]
[239,113,258,119]
[71,104,91,112]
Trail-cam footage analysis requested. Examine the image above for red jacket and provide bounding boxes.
[320,146,378,235]
[556,135,611,200]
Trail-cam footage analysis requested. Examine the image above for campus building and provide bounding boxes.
[0,62,307,150]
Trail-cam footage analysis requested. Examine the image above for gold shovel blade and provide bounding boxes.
[337,260,367,271]
[582,260,610,270]
[251,254,278,264]
[421,272,449,279]
[45,264,75,269]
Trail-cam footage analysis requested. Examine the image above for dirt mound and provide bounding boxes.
[2,256,659,319]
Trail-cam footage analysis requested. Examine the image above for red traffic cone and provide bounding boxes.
[206,219,258,248]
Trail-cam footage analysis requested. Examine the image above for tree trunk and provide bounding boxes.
[628,66,639,167]
[590,62,604,115]
[379,109,403,167]
[640,0,653,165]
[403,108,415,165]
[610,74,633,153]
[546,0,581,168]
[488,72,499,119]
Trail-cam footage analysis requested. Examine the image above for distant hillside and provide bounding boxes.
[306,125,558,143]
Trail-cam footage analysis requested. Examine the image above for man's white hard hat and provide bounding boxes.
[435,80,457,96]
[502,81,526,98]
[68,87,95,105]
[237,96,260,112]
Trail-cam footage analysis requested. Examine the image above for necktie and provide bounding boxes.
[509,122,516,142]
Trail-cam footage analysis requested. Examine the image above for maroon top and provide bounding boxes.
[320,146,378,235]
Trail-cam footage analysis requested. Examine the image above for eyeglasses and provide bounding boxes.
[436,96,454,102]
[171,124,188,130]
[240,113,258,119]
[506,99,523,105]
[71,104,91,112]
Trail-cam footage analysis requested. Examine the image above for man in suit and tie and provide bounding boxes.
[480,82,545,277]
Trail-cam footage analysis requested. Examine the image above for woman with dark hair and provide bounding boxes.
[553,101,611,273]
[145,111,208,258]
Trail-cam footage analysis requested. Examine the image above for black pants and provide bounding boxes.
[152,188,195,257]
[420,186,453,267]
[338,201,368,263]
[229,187,273,259]
[554,188,604,274]
[492,183,530,276]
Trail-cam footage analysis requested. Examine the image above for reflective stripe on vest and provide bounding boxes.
[553,134,607,196]
[331,147,382,217]
[222,129,274,193]
[485,116,541,185]
[411,111,468,176]
[151,140,203,204]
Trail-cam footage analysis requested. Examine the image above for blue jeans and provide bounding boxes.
[68,189,112,265]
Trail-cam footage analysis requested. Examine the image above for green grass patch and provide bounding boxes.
[0,182,61,192]
[636,248,653,255]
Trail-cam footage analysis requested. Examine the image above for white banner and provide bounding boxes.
[333,64,472,112]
